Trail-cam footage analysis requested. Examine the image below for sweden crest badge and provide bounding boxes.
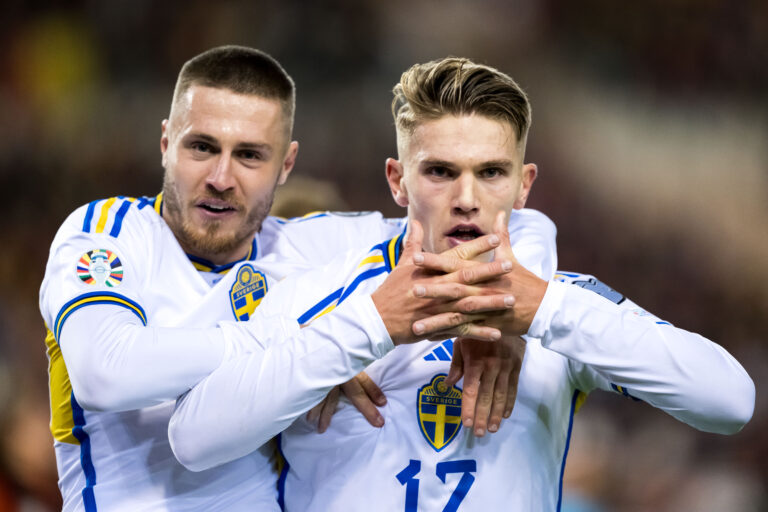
[230,264,267,321]
[418,374,462,451]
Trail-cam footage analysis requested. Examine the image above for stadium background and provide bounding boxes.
[0,1,765,510]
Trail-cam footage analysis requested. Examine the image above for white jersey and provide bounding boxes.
[39,193,406,512]
[196,242,752,510]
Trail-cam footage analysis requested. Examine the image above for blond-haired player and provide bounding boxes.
[168,57,754,511]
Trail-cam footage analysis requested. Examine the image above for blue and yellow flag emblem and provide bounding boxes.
[418,374,462,452]
[230,264,267,321]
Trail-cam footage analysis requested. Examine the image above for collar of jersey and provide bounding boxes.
[152,192,260,274]
[378,229,406,272]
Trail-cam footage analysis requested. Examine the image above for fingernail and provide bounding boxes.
[490,330,501,340]
[413,253,424,264]
[463,418,473,428]
[503,410,512,418]
[501,260,512,271]
[504,296,515,307]
[375,415,384,427]
[413,322,425,335]
[489,234,500,245]
[488,423,498,433]
[414,285,426,297]
[474,427,486,437]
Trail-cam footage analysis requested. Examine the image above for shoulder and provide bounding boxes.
[553,271,626,305]
[509,208,557,238]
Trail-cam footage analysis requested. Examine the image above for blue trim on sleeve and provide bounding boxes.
[276,434,289,511]
[557,390,580,512]
[337,266,389,305]
[71,393,98,511]
[82,201,99,233]
[108,199,133,237]
[54,292,147,341]
[297,288,343,325]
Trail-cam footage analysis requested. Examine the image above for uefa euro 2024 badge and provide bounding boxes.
[77,249,124,287]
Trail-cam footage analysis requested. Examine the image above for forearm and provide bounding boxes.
[530,281,755,434]
[169,295,394,471]
[60,305,231,411]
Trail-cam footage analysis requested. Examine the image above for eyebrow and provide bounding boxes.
[420,158,516,169]
[185,133,273,153]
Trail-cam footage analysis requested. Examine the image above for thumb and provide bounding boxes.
[400,220,423,264]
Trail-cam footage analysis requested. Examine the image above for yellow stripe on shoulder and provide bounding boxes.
[357,255,385,268]
[45,328,78,444]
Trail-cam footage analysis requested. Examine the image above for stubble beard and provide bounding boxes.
[162,174,275,261]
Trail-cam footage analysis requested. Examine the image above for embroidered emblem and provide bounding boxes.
[77,249,123,287]
[418,374,462,451]
[230,264,267,321]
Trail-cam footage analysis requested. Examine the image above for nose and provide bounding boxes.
[451,173,478,216]
[205,153,235,192]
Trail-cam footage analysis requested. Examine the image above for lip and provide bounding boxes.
[194,199,239,219]
[444,223,485,246]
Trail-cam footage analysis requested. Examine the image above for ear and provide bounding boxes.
[385,158,409,207]
[513,163,537,209]
[277,141,299,185]
[160,119,170,168]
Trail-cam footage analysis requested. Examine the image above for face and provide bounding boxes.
[386,114,536,255]
[160,85,297,264]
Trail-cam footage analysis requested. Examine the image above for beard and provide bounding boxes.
[162,173,275,261]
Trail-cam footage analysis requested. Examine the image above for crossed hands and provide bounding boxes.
[307,212,548,436]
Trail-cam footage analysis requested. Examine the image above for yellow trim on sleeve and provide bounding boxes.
[574,390,588,414]
[357,255,385,268]
[45,328,79,444]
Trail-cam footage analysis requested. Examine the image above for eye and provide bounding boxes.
[479,167,505,179]
[425,166,451,178]
[238,149,263,161]
[190,141,214,154]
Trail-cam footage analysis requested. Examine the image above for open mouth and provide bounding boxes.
[197,201,237,215]
[446,225,484,241]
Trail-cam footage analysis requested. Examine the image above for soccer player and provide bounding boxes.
[168,57,755,511]
[39,47,554,511]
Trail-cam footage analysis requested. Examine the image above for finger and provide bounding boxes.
[317,386,340,433]
[453,294,515,314]
[341,377,385,428]
[488,364,509,433]
[444,338,463,387]
[504,338,526,417]
[457,260,513,285]
[414,234,500,271]
[399,220,423,266]
[494,211,511,250]
[472,359,500,437]
[356,371,387,407]
[413,313,501,341]
[460,358,483,430]
[306,399,325,423]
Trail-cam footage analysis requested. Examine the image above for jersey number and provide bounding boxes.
[396,459,476,512]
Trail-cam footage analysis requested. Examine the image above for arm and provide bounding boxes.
[529,279,755,434]
[169,294,392,471]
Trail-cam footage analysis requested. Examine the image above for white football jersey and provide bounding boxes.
[265,248,753,510]
[39,194,406,512]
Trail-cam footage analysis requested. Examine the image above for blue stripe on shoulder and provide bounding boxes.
[71,393,97,511]
[338,266,389,305]
[108,199,133,237]
[297,288,343,325]
[82,201,99,233]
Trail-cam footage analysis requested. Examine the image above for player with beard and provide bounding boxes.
[39,47,556,511]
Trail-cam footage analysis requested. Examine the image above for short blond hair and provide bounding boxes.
[392,57,531,145]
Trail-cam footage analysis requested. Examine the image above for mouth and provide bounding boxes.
[196,199,238,217]
[445,224,484,242]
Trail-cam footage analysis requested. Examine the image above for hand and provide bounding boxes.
[444,336,526,437]
[306,372,387,432]
[412,212,549,338]
[371,221,517,344]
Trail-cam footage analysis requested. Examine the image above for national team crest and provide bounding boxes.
[77,249,123,287]
[230,264,267,321]
[418,374,462,451]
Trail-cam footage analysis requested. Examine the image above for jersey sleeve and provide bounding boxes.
[168,247,394,471]
[528,272,755,434]
[508,208,557,280]
[40,199,238,412]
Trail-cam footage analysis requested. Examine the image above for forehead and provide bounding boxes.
[172,85,286,142]
[404,114,521,167]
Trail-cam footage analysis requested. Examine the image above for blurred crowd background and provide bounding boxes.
[1,1,766,510]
